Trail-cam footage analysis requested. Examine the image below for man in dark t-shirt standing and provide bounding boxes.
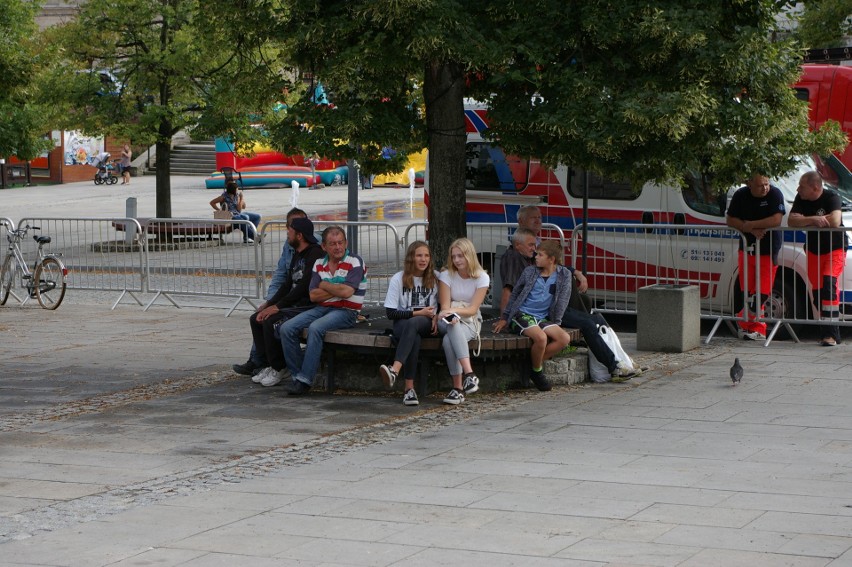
[788,171,846,346]
[726,174,786,340]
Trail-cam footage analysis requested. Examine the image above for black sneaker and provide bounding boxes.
[233,359,259,376]
[443,388,465,405]
[402,388,419,406]
[529,370,552,391]
[462,373,480,394]
[286,380,311,396]
[379,364,398,388]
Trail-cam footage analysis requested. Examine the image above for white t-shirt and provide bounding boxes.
[384,271,439,310]
[438,270,490,305]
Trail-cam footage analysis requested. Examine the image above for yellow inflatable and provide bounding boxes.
[374,149,427,185]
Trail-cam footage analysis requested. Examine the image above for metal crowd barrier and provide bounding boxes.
[17,217,146,307]
[6,214,850,339]
[142,218,261,313]
[402,222,427,249]
[0,217,14,277]
[572,223,744,332]
[257,220,289,301]
[756,226,852,344]
[403,222,566,261]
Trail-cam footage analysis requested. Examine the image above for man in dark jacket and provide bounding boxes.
[251,217,325,387]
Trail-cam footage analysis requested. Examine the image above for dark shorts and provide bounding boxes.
[510,312,559,335]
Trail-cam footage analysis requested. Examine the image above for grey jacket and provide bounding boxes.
[501,265,573,323]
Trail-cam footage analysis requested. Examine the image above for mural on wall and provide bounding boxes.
[63,132,104,166]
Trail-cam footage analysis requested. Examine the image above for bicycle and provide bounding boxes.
[0,224,68,309]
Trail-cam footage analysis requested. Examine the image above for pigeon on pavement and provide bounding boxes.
[730,357,743,387]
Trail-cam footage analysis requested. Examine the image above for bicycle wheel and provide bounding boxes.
[33,257,67,310]
[0,255,15,305]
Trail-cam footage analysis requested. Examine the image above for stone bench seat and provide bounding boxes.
[317,316,582,394]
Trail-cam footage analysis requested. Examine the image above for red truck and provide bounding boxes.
[796,64,852,172]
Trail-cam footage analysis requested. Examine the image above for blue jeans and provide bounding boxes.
[281,306,357,385]
[233,212,260,240]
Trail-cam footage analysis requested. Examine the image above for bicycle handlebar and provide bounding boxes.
[5,224,40,240]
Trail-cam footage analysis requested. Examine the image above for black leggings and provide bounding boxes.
[392,316,434,380]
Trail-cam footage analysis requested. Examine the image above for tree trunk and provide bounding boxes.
[155,136,172,218]
[424,60,466,268]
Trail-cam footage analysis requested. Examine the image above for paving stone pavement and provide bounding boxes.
[2,299,852,566]
[4,176,852,565]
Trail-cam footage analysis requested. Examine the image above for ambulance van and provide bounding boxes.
[796,64,852,173]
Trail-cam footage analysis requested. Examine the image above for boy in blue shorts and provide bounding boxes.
[494,240,573,391]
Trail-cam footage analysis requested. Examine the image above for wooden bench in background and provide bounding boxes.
[112,219,236,241]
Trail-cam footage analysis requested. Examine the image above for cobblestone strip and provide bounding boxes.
[0,370,241,433]
[0,388,557,542]
[0,341,733,543]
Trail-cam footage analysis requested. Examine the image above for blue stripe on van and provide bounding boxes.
[465,110,489,135]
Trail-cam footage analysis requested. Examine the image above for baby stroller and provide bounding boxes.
[92,152,118,185]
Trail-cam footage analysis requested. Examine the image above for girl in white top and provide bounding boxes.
[437,237,490,405]
[379,241,439,406]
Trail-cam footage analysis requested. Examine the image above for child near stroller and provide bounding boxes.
[92,152,118,185]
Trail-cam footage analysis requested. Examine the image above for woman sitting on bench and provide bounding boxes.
[437,237,489,405]
[209,181,261,243]
[379,241,439,406]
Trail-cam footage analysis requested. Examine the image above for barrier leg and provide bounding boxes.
[224,296,248,318]
[764,321,800,347]
[111,290,144,310]
[704,316,724,344]
[144,291,181,311]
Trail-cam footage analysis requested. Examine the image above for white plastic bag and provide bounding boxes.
[587,347,611,383]
[587,324,635,383]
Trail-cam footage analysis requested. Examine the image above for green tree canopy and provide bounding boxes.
[270,0,499,260]
[0,0,56,161]
[796,0,852,48]
[272,0,846,263]
[44,0,284,217]
[477,0,846,188]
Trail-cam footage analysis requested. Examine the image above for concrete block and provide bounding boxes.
[545,353,587,385]
[637,284,700,352]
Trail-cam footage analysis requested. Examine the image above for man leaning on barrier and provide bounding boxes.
[517,204,543,245]
[280,226,368,395]
[788,171,846,347]
[233,208,309,377]
[725,174,785,341]
[250,217,325,388]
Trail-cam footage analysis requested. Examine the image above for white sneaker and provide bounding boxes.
[611,362,637,383]
[737,329,764,341]
[261,367,291,387]
[252,366,272,384]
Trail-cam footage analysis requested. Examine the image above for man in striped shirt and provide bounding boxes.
[280,226,368,395]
